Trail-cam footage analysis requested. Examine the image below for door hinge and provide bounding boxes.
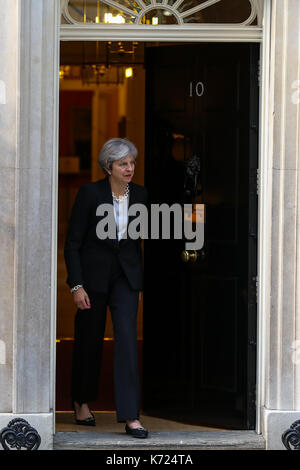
[257,59,261,88]
[256,275,259,304]
[251,275,259,304]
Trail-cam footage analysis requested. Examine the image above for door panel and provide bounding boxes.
[143,43,259,429]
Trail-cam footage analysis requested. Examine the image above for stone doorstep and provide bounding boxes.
[54,431,266,450]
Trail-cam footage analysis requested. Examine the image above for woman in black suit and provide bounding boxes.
[64,138,148,438]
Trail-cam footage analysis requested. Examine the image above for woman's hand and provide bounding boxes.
[72,287,91,310]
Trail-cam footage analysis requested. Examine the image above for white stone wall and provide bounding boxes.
[262,0,300,449]
[14,0,58,415]
[0,0,19,414]
[0,0,60,449]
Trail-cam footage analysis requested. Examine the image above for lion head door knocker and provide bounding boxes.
[181,154,205,264]
[0,418,41,450]
[184,154,201,200]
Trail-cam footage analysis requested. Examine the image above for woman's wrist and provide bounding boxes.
[70,284,83,293]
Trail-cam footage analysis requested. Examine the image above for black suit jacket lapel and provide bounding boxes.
[96,176,118,249]
[97,177,140,247]
[122,181,139,245]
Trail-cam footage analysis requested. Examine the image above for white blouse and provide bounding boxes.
[113,197,129,241]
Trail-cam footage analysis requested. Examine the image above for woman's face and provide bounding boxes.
[110,155,135,184]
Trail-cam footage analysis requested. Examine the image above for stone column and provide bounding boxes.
[0,0,60,450]
[262,0,300,449]
[0,0,18,416]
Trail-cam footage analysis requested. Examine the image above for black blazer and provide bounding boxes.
[64,176,148,294]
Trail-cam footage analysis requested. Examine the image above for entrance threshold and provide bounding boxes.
[54,431,265,450]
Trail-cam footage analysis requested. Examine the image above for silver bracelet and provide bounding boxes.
[70,284,83,293]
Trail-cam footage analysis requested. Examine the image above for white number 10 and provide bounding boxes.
[189,81,204,97]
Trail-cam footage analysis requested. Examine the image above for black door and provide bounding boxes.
[143,43,259,429]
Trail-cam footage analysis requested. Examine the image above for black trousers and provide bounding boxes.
[71,254,140,422]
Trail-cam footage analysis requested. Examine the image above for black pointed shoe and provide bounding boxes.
[125,423,148,438]
[75,412,96,427]
[72,402,96,426]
